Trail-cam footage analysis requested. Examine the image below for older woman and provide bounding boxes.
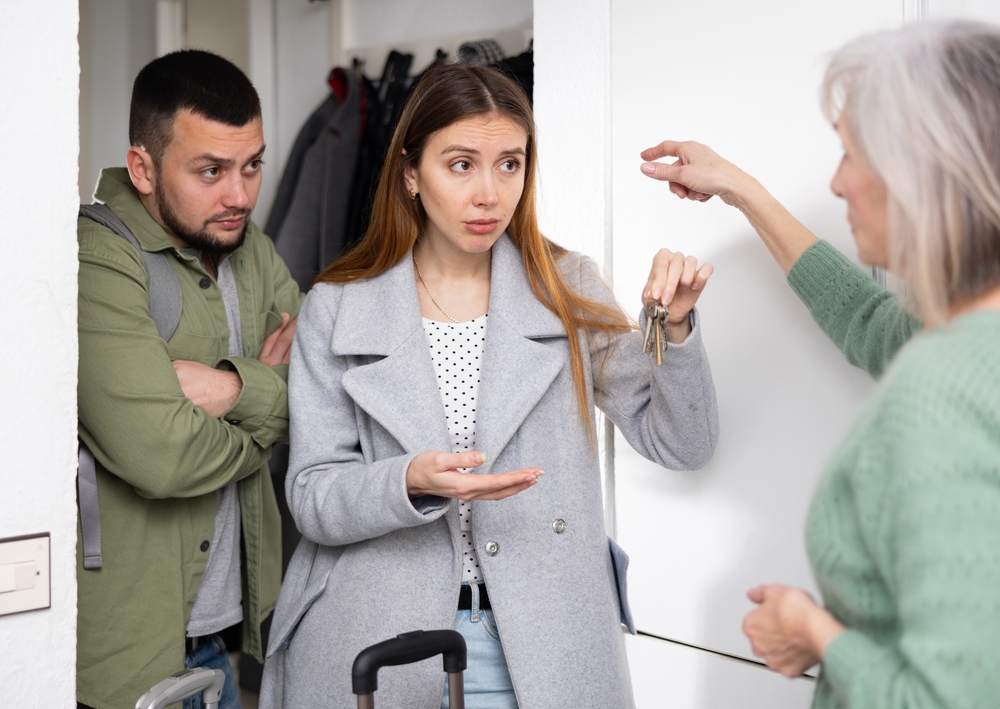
[260,63,719,709]
[641,21,1000,708]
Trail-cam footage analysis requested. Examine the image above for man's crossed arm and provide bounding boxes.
[171,313,297,418]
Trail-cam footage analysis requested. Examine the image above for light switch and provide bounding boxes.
[0,564,13,593]
[16,562,38,590]
[0,562,37,593]
[0,533,50,617]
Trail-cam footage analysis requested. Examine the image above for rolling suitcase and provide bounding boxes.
[352,629,467,709]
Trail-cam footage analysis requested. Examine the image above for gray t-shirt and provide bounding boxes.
[186,254,244,637]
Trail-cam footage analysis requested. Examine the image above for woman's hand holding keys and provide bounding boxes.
[642,248,714,344]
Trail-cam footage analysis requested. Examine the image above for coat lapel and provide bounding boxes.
[330,235,569,468]
[476,236,567,468]
[334,255,451,454]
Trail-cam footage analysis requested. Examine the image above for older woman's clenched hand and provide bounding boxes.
[742,583,845,678]
[405,450,544,501]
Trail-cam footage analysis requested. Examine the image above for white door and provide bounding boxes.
[533,0,1000,706]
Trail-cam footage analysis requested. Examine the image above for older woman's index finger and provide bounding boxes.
[640,140,682,162]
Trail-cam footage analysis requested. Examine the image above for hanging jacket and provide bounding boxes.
[265,68,361,291]
[494,44,533,105]
[343,50,413,246]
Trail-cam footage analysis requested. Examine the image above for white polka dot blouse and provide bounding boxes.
[422,314,487,584]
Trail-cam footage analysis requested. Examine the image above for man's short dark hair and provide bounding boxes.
[129,50,261,165]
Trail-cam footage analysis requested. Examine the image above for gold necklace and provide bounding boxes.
[413,256,461,324]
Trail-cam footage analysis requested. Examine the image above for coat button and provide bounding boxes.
[200,540,210,552]
[199,277,211,289]
[484,540,500,557]
[553,519,567,534]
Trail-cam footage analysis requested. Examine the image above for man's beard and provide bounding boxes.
[155,178,250,256]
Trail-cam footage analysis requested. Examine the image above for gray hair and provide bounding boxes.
[821,21,1000,325]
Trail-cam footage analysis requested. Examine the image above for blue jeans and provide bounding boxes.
[441,583,518,709]
[183,635,241,709]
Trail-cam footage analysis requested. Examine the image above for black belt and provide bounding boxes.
[185,633,225,655]
[457,583,491,611]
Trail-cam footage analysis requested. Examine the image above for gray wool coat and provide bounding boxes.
[259,234,719,709]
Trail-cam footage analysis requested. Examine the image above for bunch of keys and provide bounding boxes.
[643,303,668,365]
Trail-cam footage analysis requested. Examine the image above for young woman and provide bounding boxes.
[641,21,1000,708]
[260,63,719,709]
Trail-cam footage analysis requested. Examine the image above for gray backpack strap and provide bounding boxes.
[77,203,184,570]
[77,442,103,569]
[79,203,183,341]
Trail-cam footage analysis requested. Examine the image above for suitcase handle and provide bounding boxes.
[134,667,225,709]
[352,629,467,696]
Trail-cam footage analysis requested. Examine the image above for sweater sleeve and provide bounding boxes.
[786,241,920,379]
[821,347,1000,708]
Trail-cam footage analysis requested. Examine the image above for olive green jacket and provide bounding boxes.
[77,168,303,709]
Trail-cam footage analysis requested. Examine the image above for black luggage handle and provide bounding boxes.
[352,629,466,709]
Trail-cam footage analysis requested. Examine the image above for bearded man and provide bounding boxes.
[76,50,302,709]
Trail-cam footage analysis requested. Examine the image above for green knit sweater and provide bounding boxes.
[787,241,920,379]
[787,242,1000,708]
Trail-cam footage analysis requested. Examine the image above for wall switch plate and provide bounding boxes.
[0,533,50,617]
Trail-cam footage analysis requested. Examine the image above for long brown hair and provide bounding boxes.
[316,62,632,430]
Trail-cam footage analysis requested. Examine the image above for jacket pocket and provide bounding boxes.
[167,329,225,363]
[261,309,286,338]
[609,536,636,635]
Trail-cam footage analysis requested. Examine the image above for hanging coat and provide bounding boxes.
[265,68,361,291]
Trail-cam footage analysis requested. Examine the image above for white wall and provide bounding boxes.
[78,0,157,202]
[248,0,279,226]
[0,2,80,707]
[612,0,899,667]
[533,0,610,273]
[271,0,333,221]
[929,0,1000,22]
[533,0,618,530]
[348,0,531,49]
[336,0,532,74]
[186,0,251,75]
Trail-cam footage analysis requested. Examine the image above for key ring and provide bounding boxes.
[643,302,669,365]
